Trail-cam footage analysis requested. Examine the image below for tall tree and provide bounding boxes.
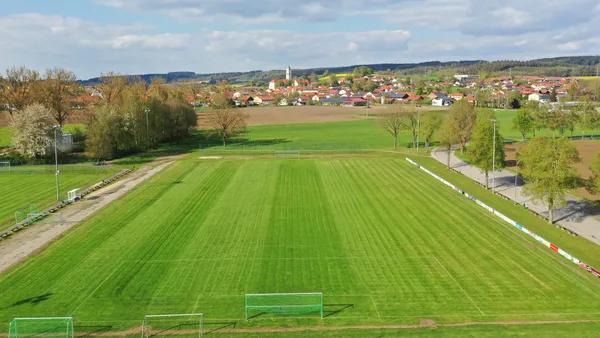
[0,66,41,114]
[11,103,56,157]
[564,108,580,139]
[420,113,442,151]
[438,121,460,168]
[40,68,77,126]
[447,100,477,153]
[517,137,581,224]
[97,72,128,106]
[468,119,506,188]
[512,108,534,141]
[206,108,248,146]
[380,108,407,150]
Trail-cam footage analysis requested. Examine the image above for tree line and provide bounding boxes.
[0,67,197,160]
[380,100,600,224]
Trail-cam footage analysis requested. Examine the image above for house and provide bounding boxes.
[406,95,424,103]
[269,79,288,90]
[449,93,465,101]
[71,95,100,109]
[345,97,367,106]
[294,79,310,87]
[528,92,550,102]
[432,98,453,107]
[466,96,476,104]
[253,96,274,105]
[321,98,346,106]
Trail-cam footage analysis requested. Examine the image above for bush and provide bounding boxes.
[70,126,87,143]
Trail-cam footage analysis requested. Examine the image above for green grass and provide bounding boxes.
[200,119,433,152]
[0,165,119,231]
[0,127,12,148]
[1,156,600,334]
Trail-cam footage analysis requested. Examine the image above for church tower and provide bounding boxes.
[286,66,292,80]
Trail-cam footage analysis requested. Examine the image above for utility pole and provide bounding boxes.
[53,126,60,201]
[514,159,519,205]
[416,104,422,152]
[491,119,497,192]
[145,109,151,152]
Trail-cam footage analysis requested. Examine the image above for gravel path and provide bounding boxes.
[432,148,600,246]
[0,161,174,274]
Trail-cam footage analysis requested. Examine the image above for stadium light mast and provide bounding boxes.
[416,104,422,152]
[514,159,519,205]
[145,109,151,152]
[53,125,61,201]
[491,119,497,193]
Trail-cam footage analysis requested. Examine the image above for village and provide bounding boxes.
[168,66,586,110]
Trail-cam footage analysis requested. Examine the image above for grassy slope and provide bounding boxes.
[1,156,600,333]
[0,165,118,231]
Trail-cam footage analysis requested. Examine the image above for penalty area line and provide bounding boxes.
[433,256,485,315]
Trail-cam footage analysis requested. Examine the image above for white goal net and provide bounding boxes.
[0,161,10,173]
[141,314,203,338]
[274,150,300,159]
[27,213,64,226]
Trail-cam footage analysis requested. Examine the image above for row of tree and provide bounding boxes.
[2,67,197,159]
[513,100,600,140]
[86,76,197,159]
[380,100,599,225]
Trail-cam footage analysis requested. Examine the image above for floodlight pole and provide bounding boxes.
[491,119,497,193]
[145,109,151,152]
[416,104,422,152]
[514,160,518,204]
[54,126,60,201]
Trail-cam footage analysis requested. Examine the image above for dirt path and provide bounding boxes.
[0,160,174,274]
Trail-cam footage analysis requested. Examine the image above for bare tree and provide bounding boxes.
[206,108,249,146]
[40,68,77,126]
[97,72,128,106]
[380,107,408,150]
[12,103,55,157]
[0,66,41,114]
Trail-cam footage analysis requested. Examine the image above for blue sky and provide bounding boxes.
[1,0,599,79]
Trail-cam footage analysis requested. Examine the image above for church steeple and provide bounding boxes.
[286,66,292,80]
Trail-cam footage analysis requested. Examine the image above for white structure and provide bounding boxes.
[286,66,292,80]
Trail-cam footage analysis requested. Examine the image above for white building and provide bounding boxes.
[286,66,292,80]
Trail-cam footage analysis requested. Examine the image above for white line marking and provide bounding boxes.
[433,256,484,315]
[370,295,381,317]
[70,261,125,316]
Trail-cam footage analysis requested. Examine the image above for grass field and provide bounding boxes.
[0,127,12,148]
[1,155,600,335]
[0,165,119,231]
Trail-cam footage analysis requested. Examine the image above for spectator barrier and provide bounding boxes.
[406,158,600,279]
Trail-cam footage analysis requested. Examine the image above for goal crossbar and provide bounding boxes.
[141,313,203,338]
[245,292,324,319]
[9,317,74,338]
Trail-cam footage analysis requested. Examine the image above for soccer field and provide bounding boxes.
[0,165,119,231]
[1,156,600,333]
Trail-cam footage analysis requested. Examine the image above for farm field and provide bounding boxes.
[1,156,600,335]
[0,165,119,231]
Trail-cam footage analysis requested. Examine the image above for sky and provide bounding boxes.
[1,0,599,79]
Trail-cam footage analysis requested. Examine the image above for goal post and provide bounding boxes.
[141,314,203,338]
[9,317,74,338]
[274,150,300,159]
[0,161,10,173]
[245,292,324,319]
[26,213,64,226]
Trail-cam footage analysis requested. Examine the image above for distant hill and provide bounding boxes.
[79,56,600,85]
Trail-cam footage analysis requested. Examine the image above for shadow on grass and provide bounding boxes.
[324,304,355,318]
[0,293,53,310]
